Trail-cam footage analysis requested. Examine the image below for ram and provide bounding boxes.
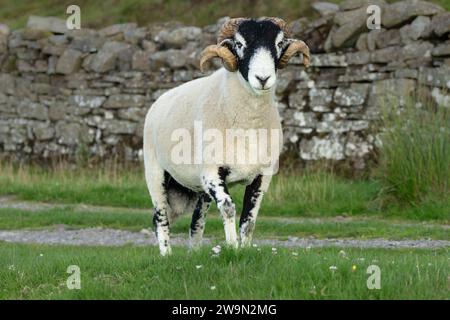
[144,17,310,255]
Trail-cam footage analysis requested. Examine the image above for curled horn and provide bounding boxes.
[278,39,311,69]
[200,18,247,72]
[200,43,238,72]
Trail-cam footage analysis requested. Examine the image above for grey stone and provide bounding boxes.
[312,2,340,16]
[156,27,202,48]
[104,94,146,108]
[368,78,416,109]
[104,119,137,134]
[340,0,385,11]
[402,41,433,60]
[70,95,106,109]
[300,135,345,160]
[56,49,83,74]
[375,29,401,48]
[70,35,106,53]
[429,12,450,37]
[117,107,146,121]
[432,42,450,56]
[309,88,333,110]
[311,54,347,67]
[334,83,369,106]
[33,122,54,140]
[288,90,308,110]
[370,46,402,63]
[382,0,444,28]
[346,51,370,65]
[132,50,152,71]
[399,16,431,43]
[27,16,68,34]
[166,49,187,69]
[56,122,90,145]
[17,101,48,120]
[355,33,368,51]
[99,23,138,37]
[89,41,132,73]
[418,67,450,88]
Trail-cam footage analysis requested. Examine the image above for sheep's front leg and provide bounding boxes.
[201,167,238,248]
[239,174,271,247]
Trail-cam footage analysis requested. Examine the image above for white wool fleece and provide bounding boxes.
[143,68,283,191]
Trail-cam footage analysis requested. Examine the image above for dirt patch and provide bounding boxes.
[0,227,449,249]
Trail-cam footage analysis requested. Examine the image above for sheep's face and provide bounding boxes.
[227,20,285,94]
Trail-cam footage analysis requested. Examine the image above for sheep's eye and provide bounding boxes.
[235,42,243,49]
[277,42,283,49]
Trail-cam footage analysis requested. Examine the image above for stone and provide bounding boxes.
[402,41,433,60]
[104,94,146,108]
[27,16,68,34]
[33,122,54,140]
[418,67,450,88]
[355,33,368,51]
[432,42,450,56]
[17,101,48,120]
[370,46,402,63]
[132,50,152,71]
[334,83,369,106]
[165,49,187,69]
[70,95,106,109]
[70,35,106,53]
[312,2,340,16]
[99,23,137,37]
[156,27,202,48]
[311,54,347,67]
[368,78,416,109]
[89,41,132,73]
[382,0,444,28]
[340,0,384,11]
[429,12,450,37]
[21,28,52,40]
[288,90,308,110]
[104,119,137,134]
[117,107,146,121]
[375,29,401,48]
[56,49,83,74]
[300,135,345,160]
[346,51,370,65]
[309,88,333,110]
[399,16,431,43]
[56,122,90,145]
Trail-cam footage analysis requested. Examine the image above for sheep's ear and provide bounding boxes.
[278,39,310,69]
[199,43,238,72]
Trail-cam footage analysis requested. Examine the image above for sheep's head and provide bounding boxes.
[200,17,310,94]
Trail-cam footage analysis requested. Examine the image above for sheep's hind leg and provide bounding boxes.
[239,174,271,247]
[201,167,238,248]
[145,161,172,256]
[189,193,212,250]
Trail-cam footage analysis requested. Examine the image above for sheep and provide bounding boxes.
[143,17,310,255]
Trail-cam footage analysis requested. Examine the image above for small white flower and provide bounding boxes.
[257,248,261,252]
[39,253,44,257]
[338,250,347,258]
[195,265,203,269]
[210,286,216,290]
[211,245,221,255]
[252,244,258,248]
[292,252,298,256]
[8,265,15,271]
[306,246,312,251]
[329,265,338,271]
[357,257,365,262]
[272,247,277,252]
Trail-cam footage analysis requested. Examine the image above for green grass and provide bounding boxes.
[377,94,450,205]
[0,207,448,240]
[0,243,448,299]
[0,161,448,221]
[0,0,449,29]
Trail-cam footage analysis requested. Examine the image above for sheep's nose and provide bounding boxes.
[255,75,270,88]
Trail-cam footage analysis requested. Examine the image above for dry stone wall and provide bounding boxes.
[0,0,449,168]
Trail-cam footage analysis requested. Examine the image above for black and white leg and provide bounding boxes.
[189,193,212,249]
[201,167,238,248]
[145,158,172,256]
[239,174,272,247]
